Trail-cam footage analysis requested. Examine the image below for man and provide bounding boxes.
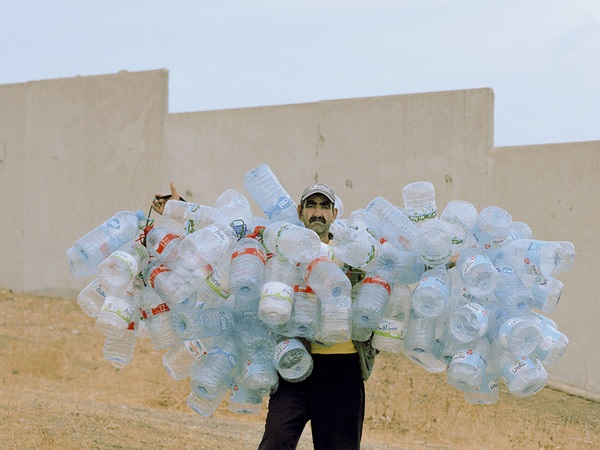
[258,183,374,450]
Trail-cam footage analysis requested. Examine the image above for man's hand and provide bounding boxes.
[151,182,182,215]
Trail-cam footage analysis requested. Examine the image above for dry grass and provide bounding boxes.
[0,289,598,449]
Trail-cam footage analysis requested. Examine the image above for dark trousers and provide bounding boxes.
[258,353,365,450]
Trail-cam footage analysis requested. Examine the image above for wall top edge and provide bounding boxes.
[493,139,600,151]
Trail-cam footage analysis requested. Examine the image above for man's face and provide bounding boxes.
[298,193,338,240]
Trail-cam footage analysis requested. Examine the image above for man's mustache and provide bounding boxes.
[309,217,326,224]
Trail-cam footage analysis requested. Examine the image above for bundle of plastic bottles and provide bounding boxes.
[66,163,575,415]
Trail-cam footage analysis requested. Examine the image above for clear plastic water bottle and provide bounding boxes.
[521,274,564,314]
[411,267,452,319]
[162,337,213,380]
[77,278,107,318]
[187,384,230,417]
[471,206,513,255]
[215,188,254,228]
[493,261,534,313]
[171,222,237,270]
[404,309,437,354]
[189,334,241,399]
[171,304,234,340]
[138,285,179,350]
[287,284,320,339]
[446,336,491,393]
[97,241,149,296]
[143,261,197,307]
[329,227,379,270]
[497,346,548,398]
[439,200,478,255]
[416,218,453,267]
[364,196,419,251]
[242,163,301,225]
[449,301,493,343]
[372,284,412,353]
[464,367,500,405]
[401,181,437,223]
[261,221,322,264]
[162,200,219,235]
[259,256,297,326]
[304,256,353,343]
[195,262,231,307]
[228,380,264,414]
[229,237,267,299]
[370,241,425,285]
[69,210,147,271]
[491,309,542,358]
[504,221,533,242]
[235,314,277,356]
[497,239,575,278]
[66,245,98,278]
[534,320,569,366]
[351,275,391,330]
[272,338,314,382]
[144,226,183,262]
[95,288,140,338]
[456,248,499,298]
[103,306,141,368]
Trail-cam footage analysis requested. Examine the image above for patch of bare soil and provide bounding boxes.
[1,290,598,449]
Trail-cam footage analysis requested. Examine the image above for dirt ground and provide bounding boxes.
[1,289,598,449]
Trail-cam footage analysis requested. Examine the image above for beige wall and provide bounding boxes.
[0,69,597,400]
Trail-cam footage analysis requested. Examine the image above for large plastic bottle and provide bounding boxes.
[69,210,147,272]
[162,200,220,235]
[490,309,543,358]
[187,383,230,417]
[370,241,425,285]
[242,163,301,225]
[162,337,213,380]
[272,338,314,382]
[533,320,569,366]
[521,273,564,314]
[372,284,412,353]
[416,218,453,267]
[329,226,379,270]
[229,238,267,299]
[258,256,297,326]
[138,285,179,350]
[411,267,452,319]
[171,304,235,340]
[97,241,149,296]
[496,345,548,398]
[171,222,237,271]
[401,181,437,223]
[471,206,512,257]
[77,278,107,318]
[228,380,264,414]
[142,261,197,307]
[144,226,184,262]
[261,221,322,264]
[439,200,479,255]
[497,239,575,278]
[456,247,499,298]
[287,283,320,339]
[351,275,391,330]
[303,256,353,343]
[364,196,419,251]
[189,334,241,399]
[95,288,140,338]
[102,305,141,368]
[446,336,491,393]
[493,261,535,313]
[214,188,254,236]
[241,350,279,395]
[449,300,498,343]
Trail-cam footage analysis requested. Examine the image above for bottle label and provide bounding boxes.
[156,233,180,255]
[101,297,135,325]
[294,284,315,295]
[140,302,170,320]
[473,226,505,249]
[208,346,238,368]
[362,276,391,294]
[373,318,405,340]
[112,251,139,280]
[498,317,526,347]
[535,326,561,361]
[501,356,534,383]
[148,264,170,289]
[461,254,491,278]
[416,275,450,298]
[265,195,292,220]
[273,339,305,363]
[184,339,209,360]
[305,256,332,282]
[451,349,487,371]
[260,281,294,304]
[206,269,230,298]
[523,241,544,275]
[231,246,267,264]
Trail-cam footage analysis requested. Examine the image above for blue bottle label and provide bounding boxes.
[265,196,292,220]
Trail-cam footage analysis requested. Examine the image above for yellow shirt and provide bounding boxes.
[311,340,357,354]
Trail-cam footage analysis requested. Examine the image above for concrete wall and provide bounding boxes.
[0,69,597,400]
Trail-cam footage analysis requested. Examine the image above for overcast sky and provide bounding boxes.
[1,1,598,146]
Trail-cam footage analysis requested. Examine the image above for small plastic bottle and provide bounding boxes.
[372,284,412,353]
[416,218,453,267]
[77,278,107,318]
[497,346,548,398]
[521,274,564,314]
[351,275,391,330]
[272,338,314,382]
[493,261,534,314]
[171,304,235,340]
[187,384,230,417]
[404,309,437,354]
[456,248,499,298]
[364,196,419,251]
[439,200,479,255]
[446,336,491,393]
[490,309,543,358]
[261,221,322,264]
[241,350,279,395]
[229,237,267,300]
[138,285,179,350]
[411,266,452,319]
[534,320,569,366]
[401,181,437,223]
[449,301,493,343]
[97,241,149,296]
[70,210,147,270]
[370,241,425,285]
[228,380,264,414]
[103,306,141,368]
[471,206,513,256]
[162,337,213,380]
[497,239,575,278]
[258,256,297,326]
[95,288,140,338]
[242,163,301,225]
